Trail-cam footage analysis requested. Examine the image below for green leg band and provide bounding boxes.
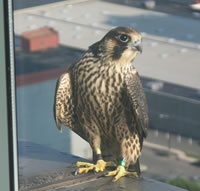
[119,160,126,167]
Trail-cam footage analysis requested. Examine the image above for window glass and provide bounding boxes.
[14,0,200,190]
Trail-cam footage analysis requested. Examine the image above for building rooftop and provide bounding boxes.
[22,27,58,39]
[14,0,200,89]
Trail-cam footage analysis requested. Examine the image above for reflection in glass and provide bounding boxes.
[14,0,200,189]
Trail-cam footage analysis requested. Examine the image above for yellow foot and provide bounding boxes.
[105,166,138,182]
[76,160,116,174]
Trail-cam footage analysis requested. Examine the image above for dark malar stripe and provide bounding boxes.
[112,45,127,60]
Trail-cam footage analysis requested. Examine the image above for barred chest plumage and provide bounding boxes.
[73,58,133,137]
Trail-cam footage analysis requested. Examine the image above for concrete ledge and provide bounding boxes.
[19,141,186,191]
[21,172,187,191]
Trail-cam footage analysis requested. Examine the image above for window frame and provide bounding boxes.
[0,0,18,190]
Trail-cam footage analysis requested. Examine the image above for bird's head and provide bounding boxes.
[92,27,142,64]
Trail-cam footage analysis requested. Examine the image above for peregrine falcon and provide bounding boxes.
[54,27,148,182]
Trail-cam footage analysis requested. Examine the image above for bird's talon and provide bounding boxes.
[103,172,108,176]
[76,161,94,167]
[76,160,114,174]
[105,170,117,177]
[74,169,79,176]
[105,166,138,182]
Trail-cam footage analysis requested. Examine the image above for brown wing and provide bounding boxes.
[54,70,75,132]
[124,67,149,144]
[53,69,87,141]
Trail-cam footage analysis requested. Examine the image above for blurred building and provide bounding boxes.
[14,0,200,158]
[21,27,59,52]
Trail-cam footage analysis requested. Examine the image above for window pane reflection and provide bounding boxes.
[14,0,200,189]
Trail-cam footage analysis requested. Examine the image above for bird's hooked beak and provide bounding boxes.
[130,39,143,54]
[135,45,143,53]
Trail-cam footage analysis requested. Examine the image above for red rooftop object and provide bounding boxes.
[21,27,59,52]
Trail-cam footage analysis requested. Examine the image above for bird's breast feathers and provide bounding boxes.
[75,61,137,131]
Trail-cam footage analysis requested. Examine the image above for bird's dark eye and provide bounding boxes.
[119,34,130,43]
